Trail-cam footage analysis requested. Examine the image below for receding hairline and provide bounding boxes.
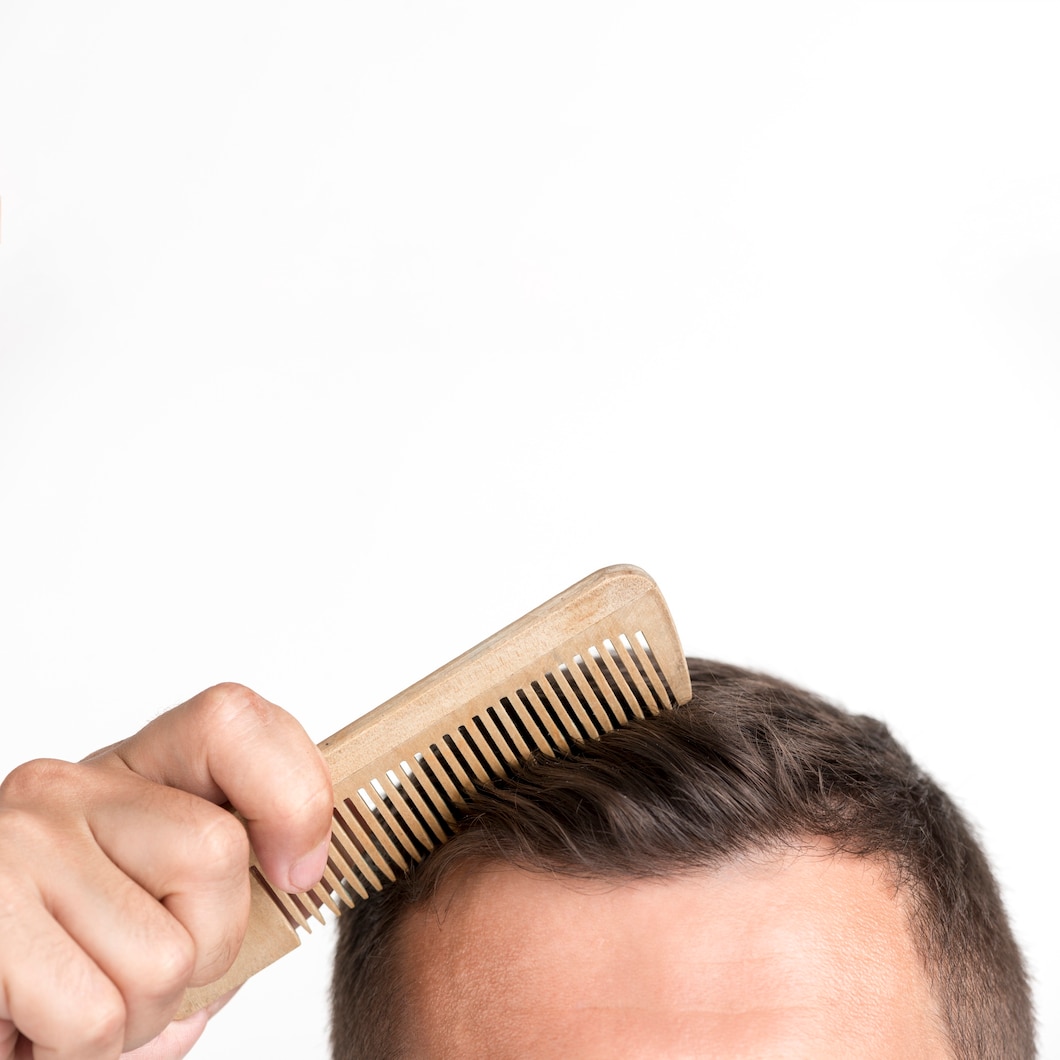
[330,657,1035,1059]
[390,842,953,1059]
[400,825,912,904]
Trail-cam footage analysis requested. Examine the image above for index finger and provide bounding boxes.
[94,683,334,894]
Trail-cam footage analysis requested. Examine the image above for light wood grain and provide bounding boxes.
[177,564,690,1017]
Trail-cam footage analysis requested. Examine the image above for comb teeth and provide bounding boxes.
[252,629,678,932]
[176,565,691,1020]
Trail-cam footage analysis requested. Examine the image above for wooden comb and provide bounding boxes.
[177,563,690,1016]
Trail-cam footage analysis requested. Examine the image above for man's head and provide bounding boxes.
[330,658,1034,1057]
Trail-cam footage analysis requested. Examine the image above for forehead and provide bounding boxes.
[395,846,950,1059]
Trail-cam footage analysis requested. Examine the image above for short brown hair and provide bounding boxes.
[330,658,1034,1058]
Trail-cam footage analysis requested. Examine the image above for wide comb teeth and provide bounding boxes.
[176,564,690,1018]
[252,630,680,934]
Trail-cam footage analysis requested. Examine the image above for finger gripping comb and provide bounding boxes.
[177,564,691,1016]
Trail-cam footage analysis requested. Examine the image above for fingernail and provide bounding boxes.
[289,839,329,892]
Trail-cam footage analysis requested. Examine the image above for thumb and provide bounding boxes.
[98,682,334,894]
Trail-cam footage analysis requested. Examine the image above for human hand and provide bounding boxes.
[0,683,333,1059]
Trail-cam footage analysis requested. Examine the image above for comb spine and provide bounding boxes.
[175,565,689,1020]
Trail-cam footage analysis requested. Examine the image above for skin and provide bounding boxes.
[0,684,334,1060]
[397,850,953,1059]
[1,690,954,1059]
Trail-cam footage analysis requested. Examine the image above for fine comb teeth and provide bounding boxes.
[177,563,691,1017]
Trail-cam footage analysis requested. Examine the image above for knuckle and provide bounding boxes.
[294,773,335,826]
[199,680,267,718]
[196,682,274,736]
[192,804,250,876]
[144,928,197,997]
[80,989,127,1051]
[0,758,78,807]
[0,793,83,875]
[195,927,244,984]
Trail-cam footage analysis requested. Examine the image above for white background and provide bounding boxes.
[1,1,1057,1055]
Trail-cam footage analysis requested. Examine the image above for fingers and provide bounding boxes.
[76,771,252,988]
[1,681,329,1057]
[101,683,333,893]
[0,759,249,1052]
[0,902,126,1060]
